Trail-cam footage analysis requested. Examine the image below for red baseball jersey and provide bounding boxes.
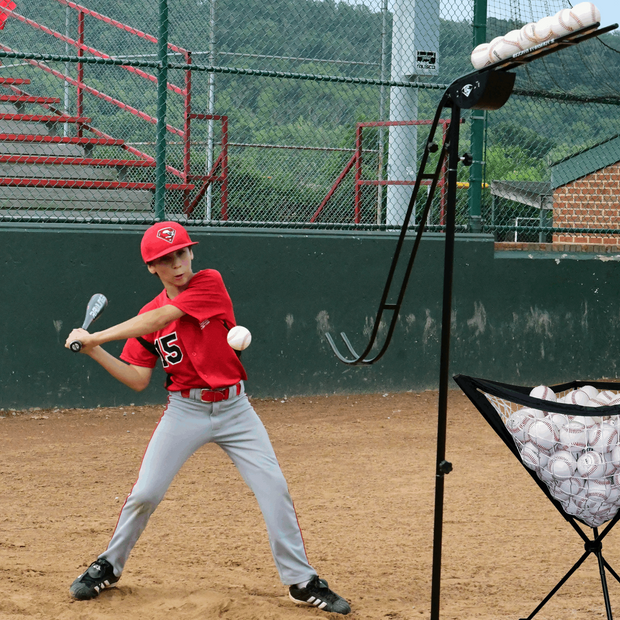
[120,269,247,390]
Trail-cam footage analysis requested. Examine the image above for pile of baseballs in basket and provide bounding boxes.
[471,2,601,69]
[505,384,620,527]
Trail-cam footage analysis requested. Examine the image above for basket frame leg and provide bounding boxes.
[520,526,620,620]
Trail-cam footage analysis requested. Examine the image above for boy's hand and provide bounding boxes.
[65,328,98,353]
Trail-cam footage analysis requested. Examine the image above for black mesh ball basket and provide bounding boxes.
[454,374,620,620]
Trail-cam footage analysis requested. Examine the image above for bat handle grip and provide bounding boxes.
[69,340,83,353]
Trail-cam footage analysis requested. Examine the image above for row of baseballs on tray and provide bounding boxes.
[471,2,602,69]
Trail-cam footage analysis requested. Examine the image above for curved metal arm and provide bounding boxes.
[325,94,451,365]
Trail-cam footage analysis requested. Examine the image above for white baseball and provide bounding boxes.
[530,385,557,401]
[528,418,559,452]
[487,36,505,63]
[521,442,549,470]
[556,8,580,34]
[549,412,570,431]
[600,452,617,476]
[524,406,546,419]
[577,450,607,478]
[598,390,616,403]
[571,2,601,28]
[554,476,584,499]
[607,480,620,504]
[548,450,577,478]
[583,498,606,521]
[226,325,252,351]
[471,43,492,69]
[549,482,566,502]
[581,415,601,428]
[534,16,557,42]
[538,466,555,483]
[610,445,620,469]
[518,22,538,49]
[588,422,618,453]
[564,389,590,406]
[595,509,617,526]
[560,420,588,452]
[589,513,609,527]
[506,409,536,443]
[580,385,599,399]
[586,478,612,502]
[548,413,572,450]
[548,10,571,37]
[492,30,523,60]
[563,493,588,516]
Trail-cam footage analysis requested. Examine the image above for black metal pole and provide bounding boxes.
[429,101,461,620]
[594,540,614,620]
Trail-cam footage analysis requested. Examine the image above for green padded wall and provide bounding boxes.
[2,223,619,409]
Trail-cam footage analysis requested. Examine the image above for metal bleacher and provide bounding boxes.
[0,77,194,222]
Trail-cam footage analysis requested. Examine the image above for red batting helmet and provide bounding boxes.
[140,221,199,263]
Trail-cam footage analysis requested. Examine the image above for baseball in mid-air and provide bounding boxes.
[227,325,252,351]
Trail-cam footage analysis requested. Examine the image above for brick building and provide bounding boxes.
[551,134,620,245]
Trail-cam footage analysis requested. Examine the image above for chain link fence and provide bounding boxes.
[0,0,618,241]
[484,2,620,247]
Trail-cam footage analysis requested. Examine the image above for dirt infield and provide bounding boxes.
[2,390,619,620]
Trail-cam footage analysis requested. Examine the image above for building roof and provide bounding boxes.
[490,181,552,209]
[551,133,620,189]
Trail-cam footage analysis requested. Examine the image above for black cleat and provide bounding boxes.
[289,575,351,615]
[70,558,119,600]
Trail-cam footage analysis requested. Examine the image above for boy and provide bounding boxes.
[64,221,350,615]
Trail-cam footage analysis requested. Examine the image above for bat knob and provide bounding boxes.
[69,340,83,353]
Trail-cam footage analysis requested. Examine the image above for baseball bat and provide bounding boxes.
[69,293,108,352]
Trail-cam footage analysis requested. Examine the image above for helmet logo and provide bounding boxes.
[157,227,176,243]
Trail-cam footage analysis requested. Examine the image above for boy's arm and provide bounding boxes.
[64,305,182,392]
[86,346,154,392]
[65,305,184,352]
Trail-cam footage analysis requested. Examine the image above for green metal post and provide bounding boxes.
[468,0,487,233]
[154,0,169,221]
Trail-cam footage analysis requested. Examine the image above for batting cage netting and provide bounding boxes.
[0,0,618,240]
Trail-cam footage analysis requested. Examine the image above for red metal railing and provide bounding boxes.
[184,114,228,218]
[57,0,188,55]
[311,119,451,225]
[1,1,226,214]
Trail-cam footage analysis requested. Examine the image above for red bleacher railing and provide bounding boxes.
[311,119,451,225]
[184,114,228,218]
[0,1,227,216]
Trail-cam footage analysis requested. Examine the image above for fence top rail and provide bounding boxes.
[55,0,190,57]
[357,119,452,128]
[0,49,161,69]
[0,50,451,90]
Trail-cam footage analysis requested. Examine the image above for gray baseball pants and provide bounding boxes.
[99,382,316,585]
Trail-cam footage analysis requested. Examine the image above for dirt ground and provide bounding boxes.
[2,389,620,620]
